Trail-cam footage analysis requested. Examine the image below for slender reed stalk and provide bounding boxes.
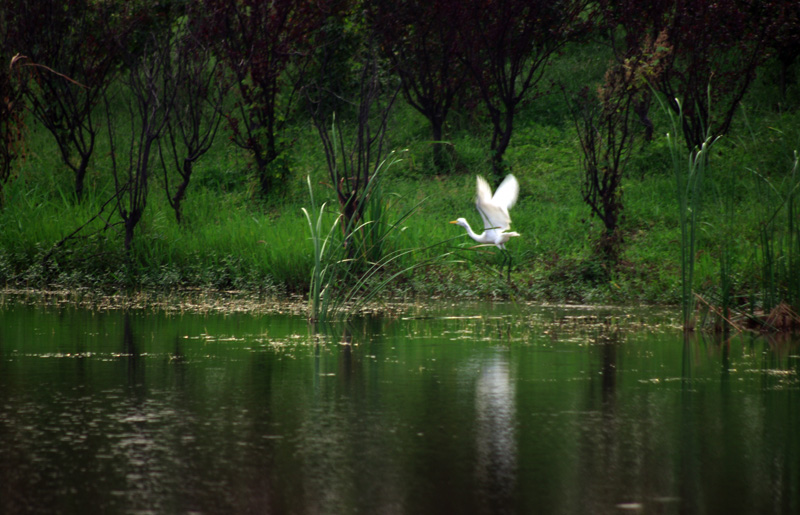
[657,91,719,330]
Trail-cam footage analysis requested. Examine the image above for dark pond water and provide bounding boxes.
[0,301,798,514]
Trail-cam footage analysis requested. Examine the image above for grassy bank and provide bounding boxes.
[2,45,800,312]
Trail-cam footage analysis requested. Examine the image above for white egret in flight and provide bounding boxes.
[450,174,520,280]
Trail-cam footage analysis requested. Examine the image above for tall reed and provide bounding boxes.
[657,92,719,330]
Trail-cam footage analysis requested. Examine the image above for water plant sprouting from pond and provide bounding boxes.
[658,90,719,330]
[301,175,340,323]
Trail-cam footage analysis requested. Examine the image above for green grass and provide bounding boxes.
[2,47,800,313]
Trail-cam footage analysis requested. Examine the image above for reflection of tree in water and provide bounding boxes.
[760,334,800,513]
[679,334,701,515]
[122,313,144,390]
[574,332,624,512]
[574,330,680,512]
[296,318,406,514]
[112,314,171,511]
[730,333,799,514]
[685,332,798,515]
[572,331,799,514]
[114,314,285,513]
[474,352,517,514]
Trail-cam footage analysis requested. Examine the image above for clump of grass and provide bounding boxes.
[301,175,341,322]
[752,152,800,315]
[302,154,447,322]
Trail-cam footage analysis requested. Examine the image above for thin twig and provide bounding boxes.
[10,54,89,89]
[694,293,746,333]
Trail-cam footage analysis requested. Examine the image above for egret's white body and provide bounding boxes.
[450,174,520,279]
[451,174,520,248]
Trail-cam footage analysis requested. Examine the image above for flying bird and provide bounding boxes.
[450,174,520,280]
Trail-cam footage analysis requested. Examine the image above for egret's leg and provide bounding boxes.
[494,250,504,278]
[501,249,512,282]
[496,249,509,281]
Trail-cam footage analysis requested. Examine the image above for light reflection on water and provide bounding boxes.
[474,352,516,514]
[0,302,798,514]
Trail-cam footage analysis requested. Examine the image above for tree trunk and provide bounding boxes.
[256,134,280,197]
[431,117,446,171]
[490,110,514,178]
[74,166,86,202]
[171,159,192,224]
[124,210,141,253]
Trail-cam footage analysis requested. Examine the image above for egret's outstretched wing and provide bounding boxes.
[475,174,518,233]
[493,174,519,211]
[475,175,500,231]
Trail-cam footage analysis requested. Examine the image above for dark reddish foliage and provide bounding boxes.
[370,0,466,170]
[449,0,590,177]
[4,0,120,201]
[601,0,778,149]
[203,0,329,196]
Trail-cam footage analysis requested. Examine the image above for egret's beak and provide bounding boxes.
[449,220,458,224]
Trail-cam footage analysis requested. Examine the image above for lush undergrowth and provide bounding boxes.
[2,45,800,312]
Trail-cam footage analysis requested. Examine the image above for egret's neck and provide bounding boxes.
[461,220,484,243]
